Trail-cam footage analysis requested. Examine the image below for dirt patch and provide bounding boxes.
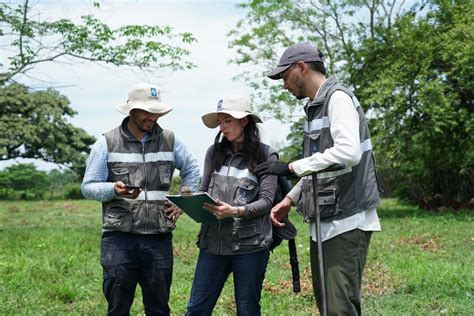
[219,295,236,314]
[173,244,199,263]
[59,203,81,213]
[394,234,440,253]
[20,218,31,225]
[39,201,52,209]
[8,205,20,213]
[363,261,397,296]
[263,265,313,296]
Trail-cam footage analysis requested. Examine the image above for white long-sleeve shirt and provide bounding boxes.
[287,84,381,242]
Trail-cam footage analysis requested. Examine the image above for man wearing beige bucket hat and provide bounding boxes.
[82,82,200,315]
[186,95,278,316]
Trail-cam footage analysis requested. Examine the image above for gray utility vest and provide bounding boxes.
[300,76,380,222]
[102,118,176,234]
[197,143,275,255]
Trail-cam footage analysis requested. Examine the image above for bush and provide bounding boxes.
[169,176,182,195]
[64,183,84,200]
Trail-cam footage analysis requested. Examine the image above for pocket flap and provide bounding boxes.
[111,168,129,175]
[306,132,321,141]
[319,195,336,205]
[238,224,260,238]
[237,178,257,191]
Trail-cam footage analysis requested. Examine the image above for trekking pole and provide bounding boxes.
[312,172,327,316]
[288,238,300,293]
[312,163,345,316]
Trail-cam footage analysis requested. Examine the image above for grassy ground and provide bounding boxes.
[0,199,472,315]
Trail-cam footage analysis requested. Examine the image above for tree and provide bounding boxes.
[0,83,96,175]
[48,168,79,199]
[0,0,196,174]
[0,0,197,85]
[228,0,473,209]
[278,117,304,162]
[0,169,11,197]
[351,0,474,208]
[228,0,408,122]
[5,163,49,199]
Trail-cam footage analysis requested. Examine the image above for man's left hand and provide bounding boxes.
[255,161,293,176]
[164,201,183,224]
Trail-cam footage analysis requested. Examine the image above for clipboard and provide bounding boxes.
[165,192,218,223]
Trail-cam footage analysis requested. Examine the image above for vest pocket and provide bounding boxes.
[196,224,210,249]
[232,218,262,251]
[319,186,341,219]
[234,178,258,206]
[103,205,132,232]
[301,178,315,222]
[156,208,176,233]
[304,132,321,155]
[301,177,341,222]
[157,162,173,189]
[110,167,130,184]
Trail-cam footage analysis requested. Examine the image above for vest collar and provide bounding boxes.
[304,75,338,113]
[119,116,163,141]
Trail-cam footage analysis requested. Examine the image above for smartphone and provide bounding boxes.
[125,185,141,193]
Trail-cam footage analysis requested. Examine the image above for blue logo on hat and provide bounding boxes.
[217,99,223,110]
[150,88,157,97]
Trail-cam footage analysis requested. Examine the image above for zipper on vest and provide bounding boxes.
[218,153,239,254]
[218,222,223,254]
[142,142,149,234]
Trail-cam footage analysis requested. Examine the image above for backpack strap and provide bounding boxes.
[260,143,301,293]
[289,238,301,293]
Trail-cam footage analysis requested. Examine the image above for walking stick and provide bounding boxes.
[312,173,328,316]
[312,164,344,316]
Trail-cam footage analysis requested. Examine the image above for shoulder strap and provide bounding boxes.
[257,143,277,164]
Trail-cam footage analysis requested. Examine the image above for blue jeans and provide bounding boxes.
[100,231,173,316]
[186,249,270,316]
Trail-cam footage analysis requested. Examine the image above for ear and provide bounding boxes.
[297,61,308,75]
[241,116,249,127]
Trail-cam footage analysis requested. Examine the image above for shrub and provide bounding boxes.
[64,183,84,200]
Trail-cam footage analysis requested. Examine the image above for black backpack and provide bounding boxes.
[260,145,301,293]
[269,175,296,250]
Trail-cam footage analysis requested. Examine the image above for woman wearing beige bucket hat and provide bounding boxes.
[186,96,278,315]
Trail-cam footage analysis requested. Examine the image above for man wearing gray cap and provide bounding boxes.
[81,83,200,315]
[256,43,381,315]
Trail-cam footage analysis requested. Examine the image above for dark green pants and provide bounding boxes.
[310,229,372,316]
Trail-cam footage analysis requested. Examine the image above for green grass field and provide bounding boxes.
[0,199,472,315]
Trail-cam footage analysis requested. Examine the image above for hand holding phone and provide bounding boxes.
[114,182,142,198]
[125,185,141,194]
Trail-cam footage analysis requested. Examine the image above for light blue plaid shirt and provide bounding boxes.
[81,134,200,202]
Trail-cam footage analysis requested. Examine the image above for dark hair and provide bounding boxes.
[307,61,326,75]
[211,117,263,172]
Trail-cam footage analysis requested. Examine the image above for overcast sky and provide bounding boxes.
[2,0,291,172]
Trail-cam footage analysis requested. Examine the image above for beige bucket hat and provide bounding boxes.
[201,96,263,128]
[116,83,173,116]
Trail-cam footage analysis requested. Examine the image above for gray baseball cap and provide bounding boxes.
[267,42,324,80]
